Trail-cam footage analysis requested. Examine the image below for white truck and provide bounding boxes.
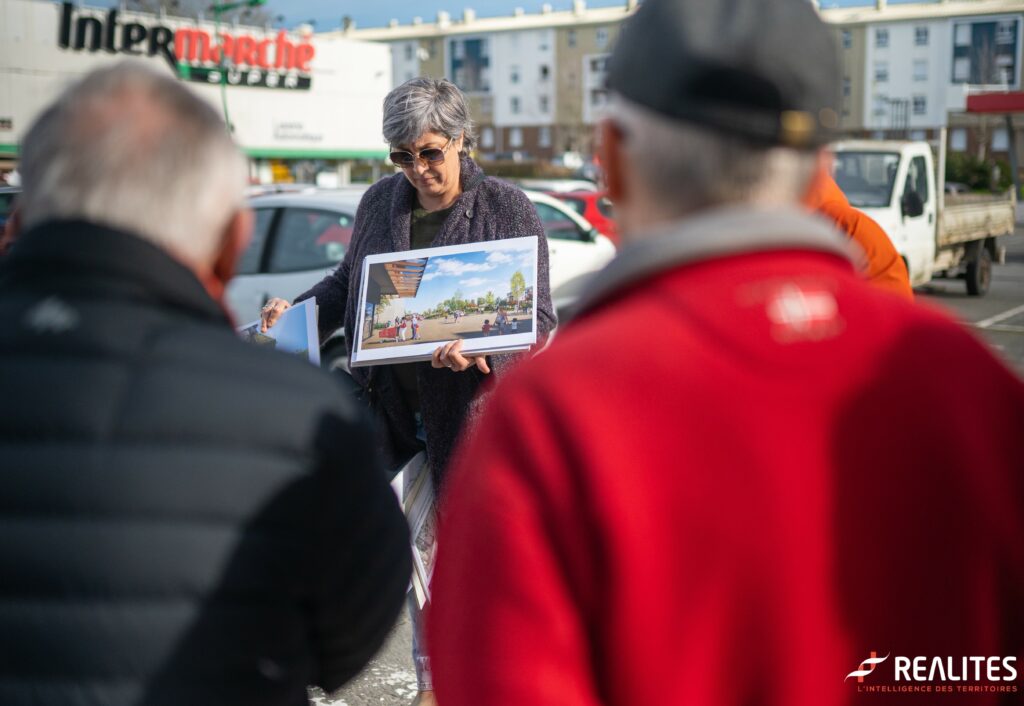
[831,140,1017,296]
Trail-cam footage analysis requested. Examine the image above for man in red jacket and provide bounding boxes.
[430,0,1024,705]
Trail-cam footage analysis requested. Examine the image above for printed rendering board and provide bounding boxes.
[238,297,320,366]
[351,237,539,366]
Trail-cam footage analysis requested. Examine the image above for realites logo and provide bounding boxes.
[846,652,1019,696]
[57,3,314,90]
[847,652,889,683]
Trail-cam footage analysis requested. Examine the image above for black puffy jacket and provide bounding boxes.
[0,221,410,706]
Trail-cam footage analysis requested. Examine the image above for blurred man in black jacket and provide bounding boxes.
[0,62,410,706]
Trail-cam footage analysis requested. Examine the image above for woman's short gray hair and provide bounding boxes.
[382,77,476,154]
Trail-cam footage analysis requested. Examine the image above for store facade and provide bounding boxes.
[0,0,393,184]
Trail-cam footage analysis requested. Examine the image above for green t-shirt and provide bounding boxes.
[393,201,457,414]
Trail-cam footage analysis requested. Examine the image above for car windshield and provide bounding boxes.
[834,151,901,208]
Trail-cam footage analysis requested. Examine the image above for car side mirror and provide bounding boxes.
[902,190,924,219]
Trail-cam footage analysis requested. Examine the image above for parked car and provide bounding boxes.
[547,190,618,243]
[516,178,599,193]
[226,187,616,369]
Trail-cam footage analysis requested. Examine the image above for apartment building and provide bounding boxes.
[342,0,1022,167]
[338,1,636,160]
[823,0,1023,164]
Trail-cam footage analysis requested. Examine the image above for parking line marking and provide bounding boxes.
[975,303,1024,329]
[983,324,1024,334]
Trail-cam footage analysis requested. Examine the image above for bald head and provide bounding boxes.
[19,62,247,266]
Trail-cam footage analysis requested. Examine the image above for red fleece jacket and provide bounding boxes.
[430,248,1024,706]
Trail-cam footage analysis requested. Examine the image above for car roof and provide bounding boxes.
[248,186,369,211]
[549,190,605,200]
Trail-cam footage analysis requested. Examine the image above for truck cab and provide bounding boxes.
[832,140,1015,296]
[832,141,937,286]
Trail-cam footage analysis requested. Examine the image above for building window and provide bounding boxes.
[873,95,888,117]
[842,77,851,97]
[510,96,521,114]
[539,126,551,148]
[596,27,608,48]
[539,95,550,113]
[509,127,523,148]
[842,29,852,49]
[510,65,520,84]
[590,88,608,108]
[540,64,550,80]
[913,59,928,82]
[912,95,927,115]
[950,128,968,151]
[914,26,929,46]
[568,29,577,48]
[910,129,927,141]
[953,57,970,82]
[951,19,1021,86]
[875,28,889,48]
[874,62,889,83]
[992,127,1009,151]
[404,43,413,61]
[449,37,491,92]
[481,127,494,148]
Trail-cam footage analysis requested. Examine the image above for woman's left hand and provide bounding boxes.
[432,339,490,374]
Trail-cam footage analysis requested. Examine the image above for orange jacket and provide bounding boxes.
[804,170,913,300]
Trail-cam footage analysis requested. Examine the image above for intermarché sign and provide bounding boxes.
[57,3,314,90]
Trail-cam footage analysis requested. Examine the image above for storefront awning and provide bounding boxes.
[965,91,1024,113]
[244,147,388,160]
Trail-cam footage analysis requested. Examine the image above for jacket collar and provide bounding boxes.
[387,155,486,252]
[572,205,857,320]
[2,219,230,325]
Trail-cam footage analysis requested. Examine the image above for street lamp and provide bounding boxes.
[209,0,267,131]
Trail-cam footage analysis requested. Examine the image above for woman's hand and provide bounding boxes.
[432,339,490,374]
[260,298,291,332]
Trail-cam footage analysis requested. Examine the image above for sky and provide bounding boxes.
[94,0,938,32]
[268,0,931,31]
[398,244,535,312]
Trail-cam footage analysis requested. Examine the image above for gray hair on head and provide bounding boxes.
[19,61,247,265]
[383,77,476,154]
[607,95,818,217]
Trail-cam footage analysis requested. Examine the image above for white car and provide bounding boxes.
[226,186,616,367]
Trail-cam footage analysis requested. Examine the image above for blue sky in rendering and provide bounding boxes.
[403,245,535,312]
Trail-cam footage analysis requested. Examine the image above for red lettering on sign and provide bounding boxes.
[294,43,314,71]
[257,38,272,68]
[234,35,257,67]
[174,28,212,62]
[274,30,294,69]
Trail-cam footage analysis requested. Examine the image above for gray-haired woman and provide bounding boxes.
[260,77,556,704]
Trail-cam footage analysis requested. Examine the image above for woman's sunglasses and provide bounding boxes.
[389,137,454,168]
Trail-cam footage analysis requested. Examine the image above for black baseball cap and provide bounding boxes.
[607,0,841,149]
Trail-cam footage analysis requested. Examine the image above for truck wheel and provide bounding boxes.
[965,245,992,296]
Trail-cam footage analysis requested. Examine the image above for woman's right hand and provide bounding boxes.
[260,298,291,332]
